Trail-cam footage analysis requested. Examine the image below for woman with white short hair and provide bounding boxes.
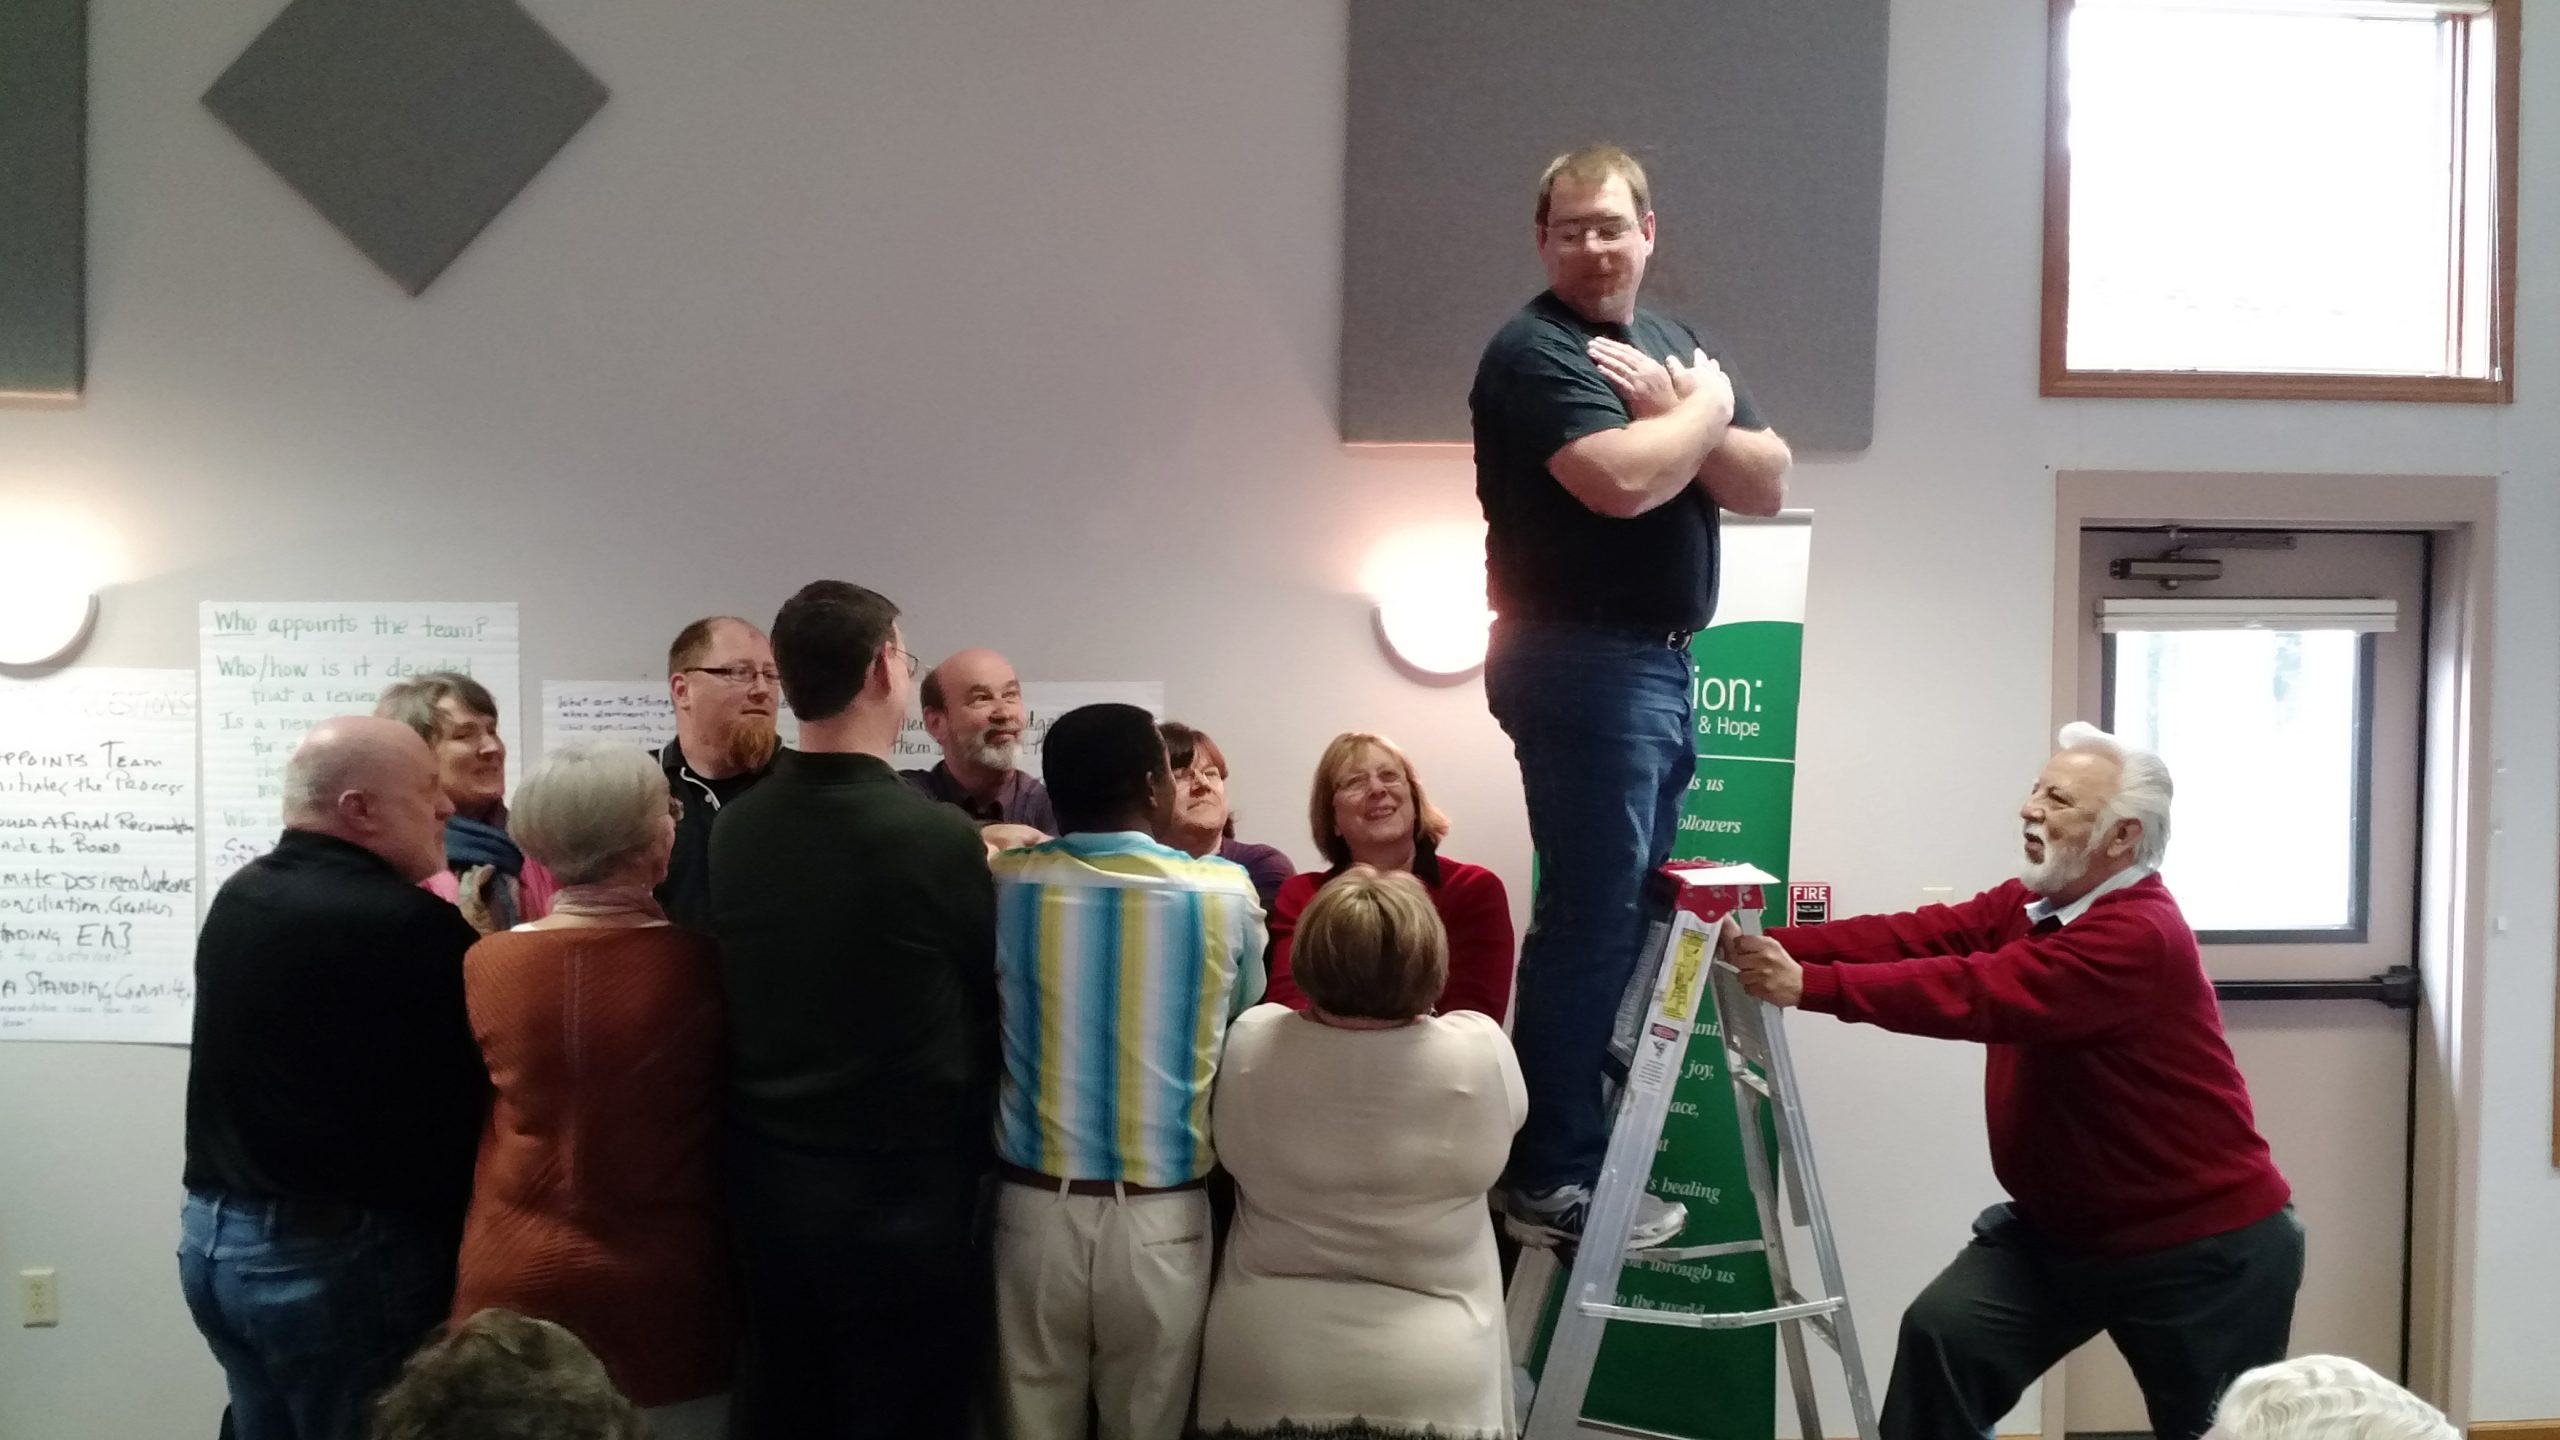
[449,744,731,1439]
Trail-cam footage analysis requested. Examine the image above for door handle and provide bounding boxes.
[2212,965,2419,1010]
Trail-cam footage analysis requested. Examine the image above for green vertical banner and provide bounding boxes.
[1576,514,1813,1439]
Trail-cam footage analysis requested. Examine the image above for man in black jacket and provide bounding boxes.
[711,580,997,1440]
[654,613,782,930]
[179,716,488,1440]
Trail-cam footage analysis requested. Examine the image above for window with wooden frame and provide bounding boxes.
[2042,0,2518,402]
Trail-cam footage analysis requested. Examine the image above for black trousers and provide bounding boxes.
[1883,1203,2305,1440]
[727,1137,990,1440]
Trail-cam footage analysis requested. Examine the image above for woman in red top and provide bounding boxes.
[449,744,730,1438]
[1266,732,1517,1022]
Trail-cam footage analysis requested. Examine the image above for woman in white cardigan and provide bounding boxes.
[1195,866,1527,1440]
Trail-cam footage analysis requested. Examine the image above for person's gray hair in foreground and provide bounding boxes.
[2209,1355,2457,1440]
[370,1308,644,1440]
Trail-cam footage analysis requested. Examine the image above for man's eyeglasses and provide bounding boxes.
[884,644,921,679]
[1546,217,1635,247]
[685,664,781,687]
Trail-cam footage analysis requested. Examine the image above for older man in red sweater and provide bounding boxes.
[1727,722,2301,1440]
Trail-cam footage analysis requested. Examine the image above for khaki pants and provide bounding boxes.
[992,1180,1212,1440]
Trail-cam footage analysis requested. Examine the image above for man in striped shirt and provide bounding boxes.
[987,703,1268,1440]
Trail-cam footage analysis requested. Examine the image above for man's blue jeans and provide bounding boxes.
[1487,620,1695,1194]
[177,1190,455,1440]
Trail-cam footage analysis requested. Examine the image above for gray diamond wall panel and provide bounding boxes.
[1342,0,1889,452]
[0,0,85,400]
[203,0,607,295]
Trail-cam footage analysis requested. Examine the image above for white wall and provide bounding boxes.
[0,1,2551,1436]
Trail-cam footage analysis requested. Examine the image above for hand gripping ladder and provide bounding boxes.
[1509,863,1878,1440]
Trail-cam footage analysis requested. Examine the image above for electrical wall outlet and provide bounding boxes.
[20,1268,59,1327]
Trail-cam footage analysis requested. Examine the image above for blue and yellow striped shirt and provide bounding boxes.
[990,832,1269,1186]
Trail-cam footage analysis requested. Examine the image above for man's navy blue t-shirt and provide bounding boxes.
[1470,290,1766,634]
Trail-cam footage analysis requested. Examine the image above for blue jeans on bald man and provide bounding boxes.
[178,1190,454,1440]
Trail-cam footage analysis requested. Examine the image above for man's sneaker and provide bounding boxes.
[1502,1184,1687,1251]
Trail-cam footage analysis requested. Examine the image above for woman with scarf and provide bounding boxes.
[376,672,558,931]
[446,743,732,1439]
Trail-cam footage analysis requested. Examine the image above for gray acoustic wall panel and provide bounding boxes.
[204,0,607,295]
[0,0,86,399]
[1343,0,1888,451]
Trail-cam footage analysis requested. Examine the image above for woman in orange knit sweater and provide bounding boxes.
[449,744,730,1438]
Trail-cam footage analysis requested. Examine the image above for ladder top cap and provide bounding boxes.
[1658,862,1778,919]
[1660,862,1780,887]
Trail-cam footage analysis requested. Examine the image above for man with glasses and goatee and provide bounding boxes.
[655,615,783,930]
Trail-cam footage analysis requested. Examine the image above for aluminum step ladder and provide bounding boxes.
[1508,862,1879,1440]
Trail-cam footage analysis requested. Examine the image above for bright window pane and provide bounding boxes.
[2066,3,2459,376]
[2109,629,2362,932]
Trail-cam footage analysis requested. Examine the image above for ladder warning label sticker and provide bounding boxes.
[1663,928,1706,1022]
[1631,1022,1681,1094]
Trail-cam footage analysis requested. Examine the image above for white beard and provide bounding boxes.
[966,735,1021,772]
[2018,826,2093,897]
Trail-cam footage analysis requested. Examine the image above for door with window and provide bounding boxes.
[2064,529,2427,1434]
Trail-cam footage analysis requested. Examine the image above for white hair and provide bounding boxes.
[278,743,349,824]
[508,744,669,886]
[2057,721,2172,868]
[2212,1355,2456,1440]
[279,721,392,826]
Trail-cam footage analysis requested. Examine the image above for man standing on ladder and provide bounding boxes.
[1725,722,2304,1440]
[1471,142,1793,1248]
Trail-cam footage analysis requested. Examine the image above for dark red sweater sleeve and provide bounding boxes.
[1262,872,1319,1012]
[1788,889,2174,1045]
[1767,882,2025,965]
[1432,862,1516,1024]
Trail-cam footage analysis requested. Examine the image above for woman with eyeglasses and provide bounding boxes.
[449,744,732,1439]
[1264,732,1517,1022]
[1159,721,1295,912]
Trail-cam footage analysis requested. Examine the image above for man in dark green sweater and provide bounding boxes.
[709,579,996,1440]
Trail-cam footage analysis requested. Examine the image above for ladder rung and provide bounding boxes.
[1731,1066,1773,1097]
[1628,1239,1768,1263]
[1773,1286,1854,1317]
[1577,1296,1844,1331]
[1772,1293,1855,1354]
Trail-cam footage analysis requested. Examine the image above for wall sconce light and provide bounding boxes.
[1366,524,1493,684]
[0,505,111,669]
[0,586,98,668]
[1372,593,1492,682]
[0,579,97,666]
